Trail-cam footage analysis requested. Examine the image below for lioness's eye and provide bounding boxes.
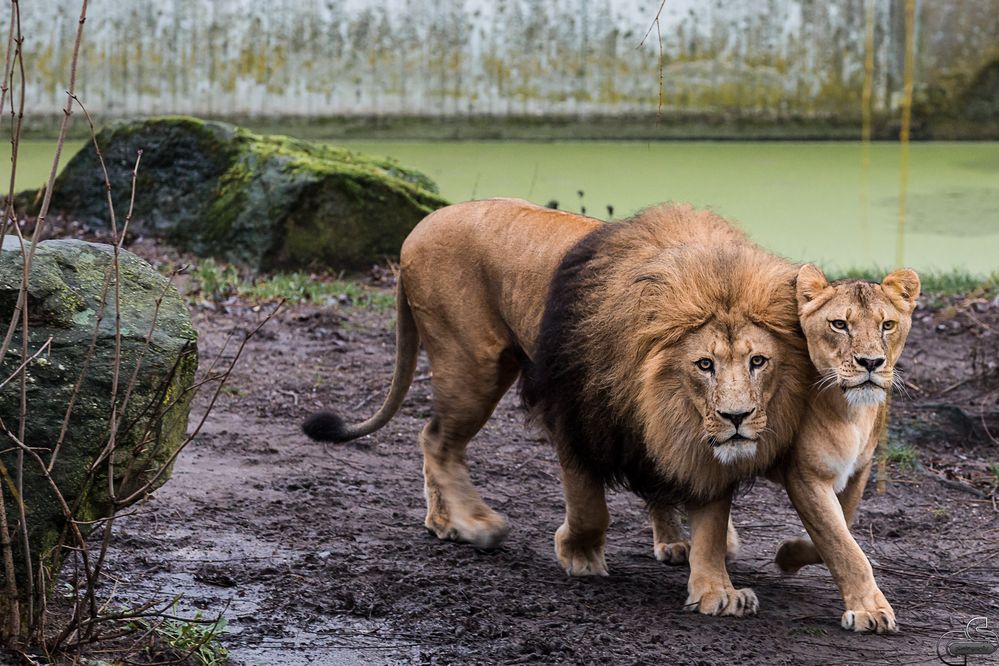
[830,319,848,331]
[750,355,768,369]
[695,358,714,372]
[882,320,896,331]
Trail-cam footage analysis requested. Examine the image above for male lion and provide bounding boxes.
[303,198,811,617]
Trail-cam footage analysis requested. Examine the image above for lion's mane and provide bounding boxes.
[521,204,812,507]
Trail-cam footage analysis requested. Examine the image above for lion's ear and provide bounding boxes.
[796,264,830,308]
[882,268,920,312]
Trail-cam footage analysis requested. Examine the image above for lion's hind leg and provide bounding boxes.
[419,347,519,550]
[650,505,740,565]
[554,462,610,576]
[650,505,689,565]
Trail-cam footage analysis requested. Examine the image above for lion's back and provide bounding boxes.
[400,198,603,357]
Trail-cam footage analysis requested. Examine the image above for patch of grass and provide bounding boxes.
[886,442,920,470]
[185,259,395,311]
[988,462,999,486]
[931,507,950,521]
[129,611,229,666]
[190,258,241,302]
[825,267,999,298]
[243,273,395,310]
[794,625,828,637]
[220,385,247,397]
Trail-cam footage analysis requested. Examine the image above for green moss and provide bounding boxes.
[0,239,197,623]
[18,117,450,271]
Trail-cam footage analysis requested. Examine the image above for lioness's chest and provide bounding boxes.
[816,412,879,493]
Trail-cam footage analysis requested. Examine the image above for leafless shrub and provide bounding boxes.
[0,1,274,660]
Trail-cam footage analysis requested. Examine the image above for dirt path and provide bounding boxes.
[101,292,999,665]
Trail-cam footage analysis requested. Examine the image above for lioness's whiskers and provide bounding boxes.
[812,369,840,393]
[890,372,911,400]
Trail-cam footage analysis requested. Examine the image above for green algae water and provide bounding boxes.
[6,140,997,275]
[338,141,999,276]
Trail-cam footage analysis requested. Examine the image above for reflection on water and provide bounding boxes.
[4,140,997,274]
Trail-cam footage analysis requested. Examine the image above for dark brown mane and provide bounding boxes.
[521,203,811,506]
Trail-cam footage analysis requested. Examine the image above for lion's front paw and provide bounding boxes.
[685,582,758,617]
[841,593,897,633]
[653,540,689,565]
[775,537,822,574]
[554,523,608,577]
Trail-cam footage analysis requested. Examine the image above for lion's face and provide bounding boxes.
[679,319,784,464]
[796,265,920,407]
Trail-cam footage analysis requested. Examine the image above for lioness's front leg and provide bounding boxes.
[554,462,609,576]
[684,492,758,617]
[776,459,871,574]
[784,464,897,633]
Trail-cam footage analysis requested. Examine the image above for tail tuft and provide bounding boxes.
[302,411,351,442]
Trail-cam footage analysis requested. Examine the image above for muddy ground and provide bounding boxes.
[45,273,989,666]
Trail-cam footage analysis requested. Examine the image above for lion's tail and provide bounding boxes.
[301,276,419,443]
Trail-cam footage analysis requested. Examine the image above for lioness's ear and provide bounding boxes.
[882,268,920,312]
[796,264,830,308]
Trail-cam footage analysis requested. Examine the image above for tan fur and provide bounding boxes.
[773,265,920,633]
[651,265,920,632]
[401,198,600,548]
[540,204,809,496]
[315,198,813,618]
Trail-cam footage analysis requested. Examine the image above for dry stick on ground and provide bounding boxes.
[0,0,87,364]
[0,2,20,629]
[3,0,35,633]
[0,0,85,636]
[0,0,24,245]
[115,303,285,508]
[64,95,132,503]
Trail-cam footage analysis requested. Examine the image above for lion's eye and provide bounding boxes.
[750,355,768,369]
[695,358,714,372]
[830,319,848,331]
[882,320,896,331]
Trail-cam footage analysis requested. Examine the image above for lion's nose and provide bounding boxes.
[717,409,755,428]
[854,356,885,371]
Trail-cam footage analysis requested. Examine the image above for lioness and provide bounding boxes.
[304,198,810,617]
[652,265,920,632]
[776,265,918,633]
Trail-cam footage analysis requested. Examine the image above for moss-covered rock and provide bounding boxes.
[0,237,197,627]
[17,117,449,271]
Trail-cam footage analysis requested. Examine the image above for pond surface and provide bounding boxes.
[341,141,999,275]
[7,140,998,274]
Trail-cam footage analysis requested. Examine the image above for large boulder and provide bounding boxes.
[0,237,197,627]
[16,117,450,272]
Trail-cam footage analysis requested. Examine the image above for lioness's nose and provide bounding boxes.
[717,409,754,428]
[855,356,885,371]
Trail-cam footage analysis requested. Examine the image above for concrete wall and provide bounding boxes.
[15,0,999,121]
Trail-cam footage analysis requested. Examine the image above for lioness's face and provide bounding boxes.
[796,265,920,407]
[680,320,782,464]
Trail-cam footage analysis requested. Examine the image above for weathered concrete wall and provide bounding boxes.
[15,0,999,122]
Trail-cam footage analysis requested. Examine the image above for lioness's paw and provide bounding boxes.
[775,537,822,574]
[425,511,510,550]
[841,595,897,634]
[653,540,689,565]
[554,524,608,577]
[685,585,758,617]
